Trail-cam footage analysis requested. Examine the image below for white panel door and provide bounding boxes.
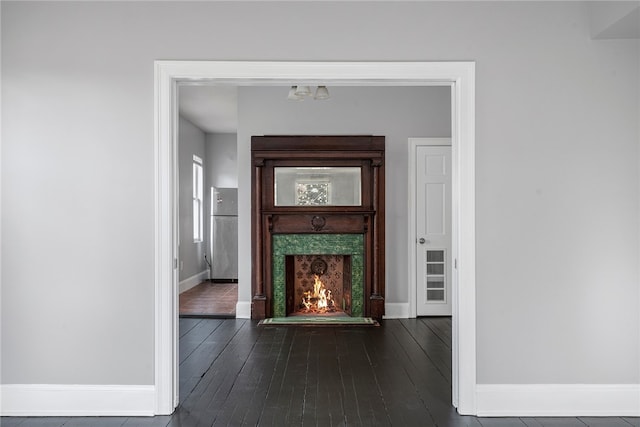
[416,145,452,316]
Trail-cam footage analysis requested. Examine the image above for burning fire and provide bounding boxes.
[301,275,335,313]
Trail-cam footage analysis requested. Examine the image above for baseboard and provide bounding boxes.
[210,278,238,283]
[178,269,209,294]
[383,303,410,319]
[0,384,156,416]
[476,384,640,417]
[235,301,251,319]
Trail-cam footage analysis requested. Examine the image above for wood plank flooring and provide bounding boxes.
[2,318,638,427]
[179,282,237,317]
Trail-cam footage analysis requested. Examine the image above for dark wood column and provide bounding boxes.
[370,158,385,320]
[251,158,266,319]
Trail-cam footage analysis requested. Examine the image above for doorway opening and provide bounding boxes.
[176,86,239,318]
[154,61,477,416]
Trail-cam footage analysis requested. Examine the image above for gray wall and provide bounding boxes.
[1,1,638,388]
[237,86,452,305]
[178,116,207,282]
[205,133,238,190]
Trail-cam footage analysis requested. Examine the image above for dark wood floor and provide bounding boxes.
[2,318,638,427]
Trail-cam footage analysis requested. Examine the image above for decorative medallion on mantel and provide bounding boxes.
[311,216,326,232]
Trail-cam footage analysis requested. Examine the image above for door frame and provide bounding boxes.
[408,137,454,319]
[154,61,476,415]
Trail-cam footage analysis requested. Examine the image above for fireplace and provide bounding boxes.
[251,136,385,320]
[286,255,352,316]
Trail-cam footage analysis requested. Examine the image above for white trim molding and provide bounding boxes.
[155,61,476,415]
[476,384,640,417]
[408,137,452,147]
[0,384,156,417]
[383,303,410,319]
[178,269,209,294]
[235,301,252,319]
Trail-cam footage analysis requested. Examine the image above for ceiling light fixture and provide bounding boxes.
[314,86,330,100]
[287,86,304,101]
[294,85,312,97]
[287,85,330,101]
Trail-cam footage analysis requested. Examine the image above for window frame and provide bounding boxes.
[192,155,204,243]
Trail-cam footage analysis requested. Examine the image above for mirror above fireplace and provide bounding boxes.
[274,166,362,206]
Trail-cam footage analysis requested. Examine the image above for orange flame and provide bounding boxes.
[301,275,334,313]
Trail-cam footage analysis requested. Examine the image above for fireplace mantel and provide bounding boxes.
[251,136,385,320]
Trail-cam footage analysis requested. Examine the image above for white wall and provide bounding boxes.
[237,86,451,305]
[178,116,207,282]
[1,1,638,392]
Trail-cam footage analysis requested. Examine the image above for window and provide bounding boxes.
[295,180,330,205]
[193,155,203,242]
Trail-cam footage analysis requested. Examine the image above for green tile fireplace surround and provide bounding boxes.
[272,234,364,318]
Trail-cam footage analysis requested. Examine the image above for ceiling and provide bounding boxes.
[589,1,640,39]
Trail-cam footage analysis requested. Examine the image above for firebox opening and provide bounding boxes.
[285,255,352,317]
